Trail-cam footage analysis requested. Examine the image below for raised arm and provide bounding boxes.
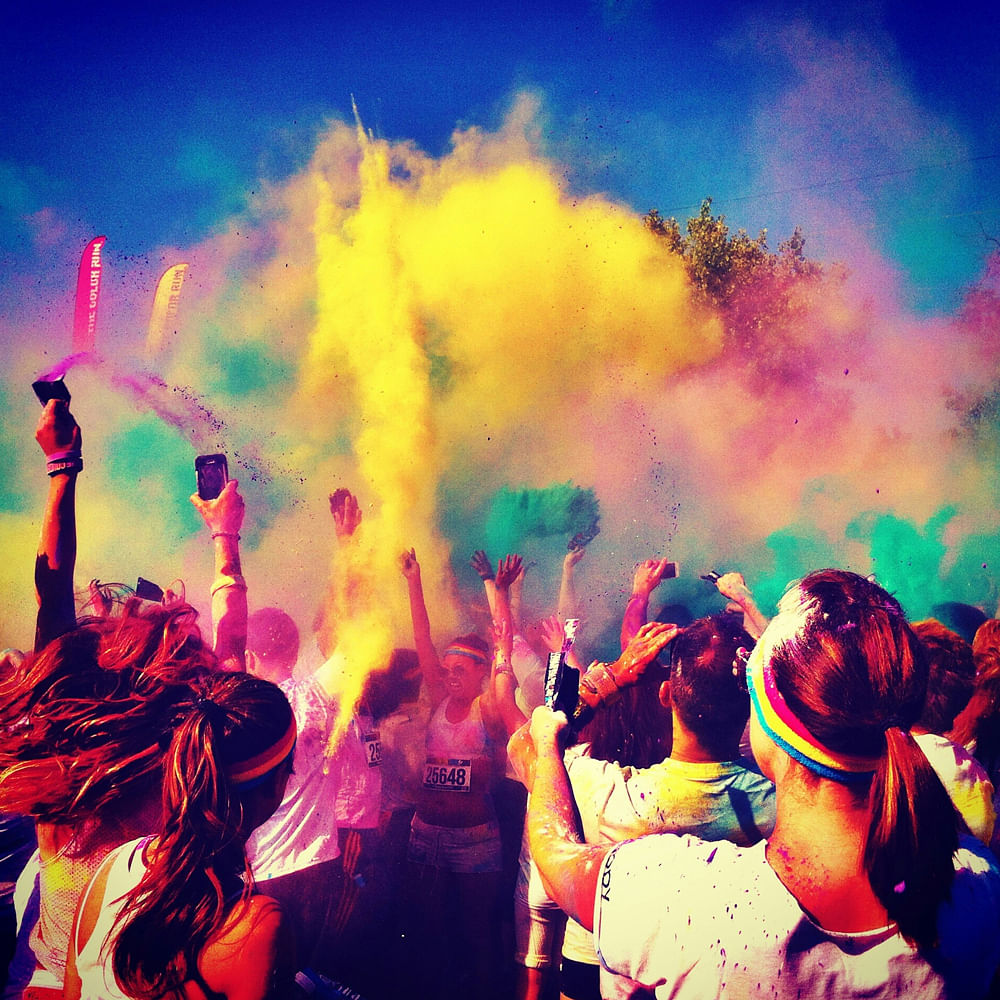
[400,548,443,701]
[557,547,584,621]
[330,487,363,545]
[471,549,498,620]
[538,614,584,673]
[620,557,672,650]
[715,571,769,641]
[34,399,82,651]
[485,555,528,737]
[190,479,246,671]
[524,706,607,930]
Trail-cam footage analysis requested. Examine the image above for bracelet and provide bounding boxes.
[579,661,622,706]
[211,573,247,596]
[47,458,83,477]
[46,448,82,462]
[211,531,241,541]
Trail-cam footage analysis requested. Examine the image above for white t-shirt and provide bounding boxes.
[378,702,431,814]
[331,711,383,830]
[246,675,341,879]
[73,838,152,1000]
[563,753,775,975]
[568,753,776,846]
[595,833,1000,999]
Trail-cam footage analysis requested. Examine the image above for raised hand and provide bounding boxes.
[715,571,751,603]
[190,478,244,537]
[400,547,420,579]
[36,398,81,457]
[612,621,678,686]
[330,488,362,540]
[632,558,671,597]
[470,549,493,582]
[495,553,524,590]
[538,614,567,654]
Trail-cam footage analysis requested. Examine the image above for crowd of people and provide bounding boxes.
[1,394,1000,999]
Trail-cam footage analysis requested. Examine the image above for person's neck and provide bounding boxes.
[669,715,737,764]
[766,772,889,933]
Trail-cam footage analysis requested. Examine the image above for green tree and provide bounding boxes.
[645,199,831,378]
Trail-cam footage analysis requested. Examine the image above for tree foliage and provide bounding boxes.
[645,198,833,378]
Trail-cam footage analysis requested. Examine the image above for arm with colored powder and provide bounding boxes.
[313,487,364,662]
[715,571,769,641]
[34,399,82,651]
[190,479,247,671]
[485,554,528,738]
[471,548,498,621]
[508,621,676,786]
[620,557,672,650]
[400,547,444,703]
[557,546,585,622]
[524,706,607,930]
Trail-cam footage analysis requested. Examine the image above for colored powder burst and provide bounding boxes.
[4,101,1000,692]
[483,483,599,556]
[845,508,954,618]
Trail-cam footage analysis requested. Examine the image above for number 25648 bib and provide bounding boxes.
[423,757,472,793]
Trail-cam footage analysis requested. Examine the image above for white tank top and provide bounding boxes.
[426,696,492,759]
[73,837,151,1000]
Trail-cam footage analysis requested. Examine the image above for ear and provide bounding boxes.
[658,680,671,708]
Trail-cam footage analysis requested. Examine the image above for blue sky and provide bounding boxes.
[2,0,997,312]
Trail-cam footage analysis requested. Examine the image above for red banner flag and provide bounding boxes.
[72,236,106,353]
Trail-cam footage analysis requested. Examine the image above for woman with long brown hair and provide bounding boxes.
[0,602,216,999]
[65,671,296,1000]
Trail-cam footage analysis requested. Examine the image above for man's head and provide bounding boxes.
[247,607,300,684]
[668,612,754,760]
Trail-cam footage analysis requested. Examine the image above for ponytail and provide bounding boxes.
[865,727,958,949]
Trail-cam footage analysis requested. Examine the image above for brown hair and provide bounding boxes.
[950,619,1000,785]
[578,659,672,768]
[113,672,294,998]
[0,600,213,825]
[670,613,753,760]
[912,619,975,734]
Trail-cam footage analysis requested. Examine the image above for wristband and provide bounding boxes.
[211,573,247,596]
[579,661,622,706]
[47,458,83,477]
[211,532,241,541]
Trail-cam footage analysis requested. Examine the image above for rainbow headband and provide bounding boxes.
[746,643,879,784]
[443,643,488,665]
[227,717,297,788]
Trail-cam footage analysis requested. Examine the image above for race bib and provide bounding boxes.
[422,757,472,793]
[364,730,382,768]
